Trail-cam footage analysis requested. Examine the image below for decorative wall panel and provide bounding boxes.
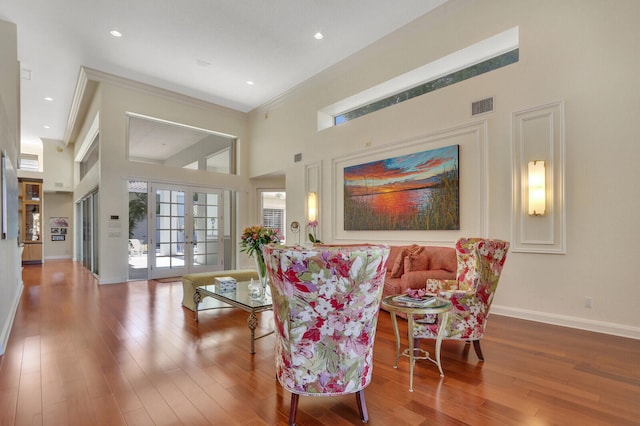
[511,101,565,253]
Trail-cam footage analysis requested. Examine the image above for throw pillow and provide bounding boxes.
[404,248,429,272]
[387,246,405,273]
[389,245,419,277]
[390,247,408,278]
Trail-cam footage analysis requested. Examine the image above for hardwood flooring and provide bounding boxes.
[1,260,638,425]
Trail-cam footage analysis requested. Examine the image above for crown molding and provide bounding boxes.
[63,67,88,146]
[64,66,247,146]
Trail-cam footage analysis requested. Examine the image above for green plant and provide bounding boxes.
[128,192,147,238]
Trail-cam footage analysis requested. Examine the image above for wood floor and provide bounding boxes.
[1,261,639,425]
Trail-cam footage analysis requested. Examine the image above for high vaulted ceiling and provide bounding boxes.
[0,0,448,151]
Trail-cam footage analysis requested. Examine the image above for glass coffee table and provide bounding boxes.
[193,281,273,354]
[381,295,452,392]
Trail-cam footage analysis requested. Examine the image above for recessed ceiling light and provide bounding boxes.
[246,81,255,85]
[44,97,53,102]
[314,32,324,40]
[110,30,122,37]
[43,125,51,129]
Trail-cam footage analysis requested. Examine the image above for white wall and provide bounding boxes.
[43,138,73,192]
[246,0,640,338]
[0,18,22,355]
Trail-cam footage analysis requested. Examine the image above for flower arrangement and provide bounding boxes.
[307,220,322,244]
[240,225,282,257]
[240,225,282,289]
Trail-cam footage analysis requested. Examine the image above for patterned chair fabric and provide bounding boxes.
[413,238,509,360]
[263,243,390,425]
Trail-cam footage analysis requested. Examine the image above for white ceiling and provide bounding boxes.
[0,0,448,151]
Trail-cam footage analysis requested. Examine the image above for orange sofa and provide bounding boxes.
[382,244,456,301]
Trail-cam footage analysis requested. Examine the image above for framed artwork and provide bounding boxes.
[343,144,459,231]
[50,217,69,227]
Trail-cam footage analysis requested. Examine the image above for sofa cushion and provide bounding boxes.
[401,269,457,289]
[427,246,457,272]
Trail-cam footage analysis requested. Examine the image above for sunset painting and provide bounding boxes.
[344,145,459,230]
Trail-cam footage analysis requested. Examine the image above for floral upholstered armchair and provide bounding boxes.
[263,244,390,426]
[413,238,509,361]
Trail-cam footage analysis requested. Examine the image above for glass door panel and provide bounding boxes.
[151,187,186,278]
[148,184,223,279]
[191,191,223,271]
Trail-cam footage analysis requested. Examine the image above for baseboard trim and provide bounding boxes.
[0,281,23,355]
[44,255,73,261]
[491,305,640,340]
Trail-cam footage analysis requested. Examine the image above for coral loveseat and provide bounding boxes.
[382,244,456,301]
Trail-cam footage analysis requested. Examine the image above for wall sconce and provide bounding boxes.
[307,192,318,222]
[528,160,546,216]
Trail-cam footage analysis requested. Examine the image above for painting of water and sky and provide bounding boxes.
[344,145,459,231]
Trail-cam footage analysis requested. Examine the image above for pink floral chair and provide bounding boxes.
[413,238,509,361]
[263,244,390,426]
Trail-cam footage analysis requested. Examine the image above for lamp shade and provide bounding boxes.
[528,160,546,216]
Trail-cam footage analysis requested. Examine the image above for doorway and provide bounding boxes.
[128,181,229,281]
[147,183,224,279]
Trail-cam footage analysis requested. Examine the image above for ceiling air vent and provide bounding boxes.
[294,153,302,163]
[471,97,494,116]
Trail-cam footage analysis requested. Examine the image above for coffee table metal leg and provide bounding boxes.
[407,313,416,392]
[193,291,202,322]
[389,312,401,368]
[247,311,258,354]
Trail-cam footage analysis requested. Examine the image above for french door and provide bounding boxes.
[148,183,223,279]
[77,190,99,275]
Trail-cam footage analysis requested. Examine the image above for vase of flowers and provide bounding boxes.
[240,225,282,293]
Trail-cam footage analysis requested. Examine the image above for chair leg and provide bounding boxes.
[289,394,299,426]
[355,390,369,423]
[472,340,484,361]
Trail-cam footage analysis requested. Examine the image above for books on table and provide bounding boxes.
[392,294,438,308]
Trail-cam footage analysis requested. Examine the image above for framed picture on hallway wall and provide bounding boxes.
[343,144,459,231]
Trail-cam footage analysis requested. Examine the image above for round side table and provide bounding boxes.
[381,295,452,392]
